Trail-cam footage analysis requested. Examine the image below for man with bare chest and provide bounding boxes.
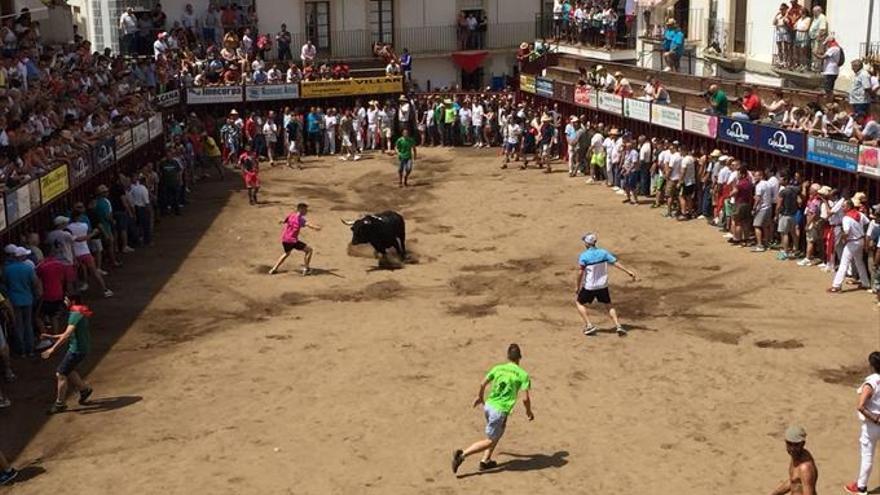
[771,425,818,495]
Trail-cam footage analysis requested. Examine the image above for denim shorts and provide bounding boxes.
[57,351,87,376]
[399,158,413,174]
[484,404,508,441]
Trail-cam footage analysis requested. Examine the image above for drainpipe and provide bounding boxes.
[868,0,875,50]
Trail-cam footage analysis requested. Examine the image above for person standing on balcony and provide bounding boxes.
[400,48,412,83]
[821,37,843,96]
[118,7,138,56]
[276,24,292,61]
[850,60,874,117]
[466,13,478,50]
[602,4,618,51]
[794,13,812,70]
[201,5,219,45]
[552,0,563,42]
[808,5,828,71]
[457,11,468,50]
[478,12,487,49]
[773,4,792,69]
[662,19,684,72]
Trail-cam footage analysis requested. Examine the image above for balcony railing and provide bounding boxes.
[534,12,636,51]
[771,30,834,73]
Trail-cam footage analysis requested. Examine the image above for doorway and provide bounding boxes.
[461,68,484,91]
[305,1,330,52]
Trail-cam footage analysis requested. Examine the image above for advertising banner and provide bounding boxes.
[650,104,683,130]
[552,80,574,103]
[535,77,553,97]
[116,127,133,159]
[132,121,149,149]
[154,89,181,108]
[574,85,596,108]
[40,164,69,204]
[148,113,163,141]
[807,136,859,172]
[5,182,32,225]
[718,117,756,147]
[858,145,880,177]
[69,152,92,186]
[300,76,402,98]
[520,74,536,94]
[758,125,806,159]
[623,98,651,122]
[597,92,623,115]
[683,110,718,138]
[186,86,244,104]
[245,83,300,102]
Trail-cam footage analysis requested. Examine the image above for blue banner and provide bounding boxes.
[757,125,805,158]
[807,136,859,172]
[718,117,756,148]
[536,77,553,97]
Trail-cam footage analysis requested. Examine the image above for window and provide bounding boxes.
[369,0,393,45]
[305,1,330,51]
[733,0,747,53]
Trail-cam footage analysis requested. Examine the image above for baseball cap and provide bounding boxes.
[3,244,18,255]
[785,425,806,443]
[15,246,31,257]
[54,215,70,226]
[582,233,598,246]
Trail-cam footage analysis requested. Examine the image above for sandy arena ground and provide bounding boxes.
[2,147,880,494]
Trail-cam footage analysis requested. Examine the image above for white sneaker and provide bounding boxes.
[79,282,89,292]
[796,258,811,266]
[615,190,626,195]
[122,246,135,253]
[722,233,734,239]
[353,155,361,161]
[697,215,706,220]
[611,186,621,191]
[339,156,348,161]
[817,263,827,269]
[97,269,109,276]
[585,178,594,184]
[103,289,114,298]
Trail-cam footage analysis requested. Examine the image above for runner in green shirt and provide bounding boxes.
[395,128,417,188]
[452,344,534,474]
[41,295,94,414]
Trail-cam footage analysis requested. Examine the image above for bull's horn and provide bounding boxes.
[340,218,355,226]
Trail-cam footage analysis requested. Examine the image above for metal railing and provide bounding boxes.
[705,19,751,56]
[533,12,636,51]
[861,41,880,66]
[771,30,833,73]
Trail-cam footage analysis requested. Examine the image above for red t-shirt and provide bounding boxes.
[734,177,754,205]
[36,257,74,302]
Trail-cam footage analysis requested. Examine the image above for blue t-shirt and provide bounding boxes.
[664,29,685,55]
[400,53,412,71]
[307,113,320,134]
[3,261,35,306]
[578,247,617,291]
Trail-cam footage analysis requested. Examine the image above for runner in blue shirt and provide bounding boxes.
[575,233,638,337]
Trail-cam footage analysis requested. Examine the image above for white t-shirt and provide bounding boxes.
[822,46,842,76]
[668,152,682,181]
[717,165,731,185]
[263,121,278,142]
[506,123,521,144]
[843,213,867,242]
[472,104,484,127]
[67,222,91,257]
[755,180,774,209]
[639,142,652,162]
[681,155,696,185]
[860,373,880,420]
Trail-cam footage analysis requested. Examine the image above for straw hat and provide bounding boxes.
[229,109,239,115]
[666,18,677,26]
[520,42,529,50]
[710,149,722,158]
[818,185,832,196]
[541,114,553,123]
[853,192,868,207]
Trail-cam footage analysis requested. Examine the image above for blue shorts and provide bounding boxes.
[625,171,640,190]
[399,158,413,174]
[57,351,87,376]
[483,404,508,441]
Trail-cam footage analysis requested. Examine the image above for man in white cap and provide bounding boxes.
[770,425,817,495]
[45,216,75,266]
[3,244,40,357]
[575,233,638,336]
[828,199,871,293]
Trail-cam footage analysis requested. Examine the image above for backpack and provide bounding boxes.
[837,46,845,66]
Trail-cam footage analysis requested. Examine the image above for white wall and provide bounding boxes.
[413,56,458,89]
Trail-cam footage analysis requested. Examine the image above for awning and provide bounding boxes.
[452,50,489,74]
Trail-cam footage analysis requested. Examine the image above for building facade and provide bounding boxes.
[636,0,880,90]
[71,0,541,89]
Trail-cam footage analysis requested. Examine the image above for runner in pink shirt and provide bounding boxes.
[269,203,321,276]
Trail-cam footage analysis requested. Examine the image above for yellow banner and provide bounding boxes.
[301,76,403,98]
[520,74,536,94]
[40,164,69,203]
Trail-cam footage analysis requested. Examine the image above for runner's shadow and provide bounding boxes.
[66,395,143,415]
[307,267,345,278]
[587,324,658,336]
[456,451,569,478]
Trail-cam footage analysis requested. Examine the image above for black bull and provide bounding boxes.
[342,211,407,261]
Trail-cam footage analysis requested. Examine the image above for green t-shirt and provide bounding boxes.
[712,90,728,115]
[444,107,456,124]
[485,362,530,414]
[67,310,90,354]
[396,136,416,160]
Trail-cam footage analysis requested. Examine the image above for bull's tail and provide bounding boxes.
[397,216,407,260]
